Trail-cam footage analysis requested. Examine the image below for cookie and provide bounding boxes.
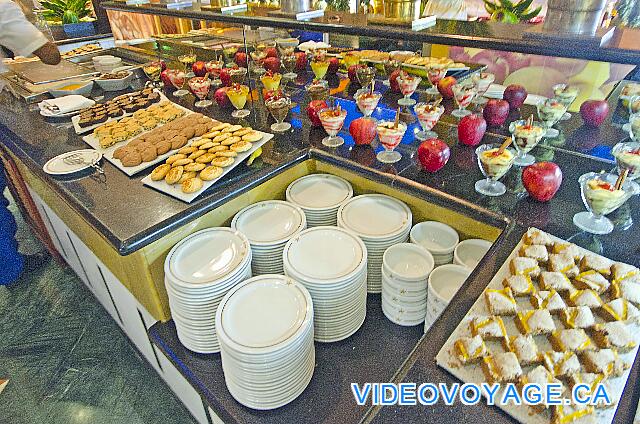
[181,177,203,194]
[178,146,197,155]
[191,138,210,148]
[210,122,231,132]
[150,164,171,181]
[242,131,262,142]
[140,146,158,162]
[223,124,243,133]
[188,150,207,160]
[181,127,196,139]
[200,165,223,181]
[216,151,238,158]
[171,136,189,150]
[231,140,253,153]
[113,146,131,160]
[202,131,220,139]
[172,158,193,167]
[212,133,231,143]
[179,171,197,184]
[208,145,228,153]
[156,140,172,155]
[196,153,217,163]
[184,162,206,172]
[211,156,235,167]
[193,124,208,137]
[233,128,252,137]
[199,141,215,150]
[222,136,241,146]
[165,166,184,185]
[166,154,186,165]
[121,151,142,167]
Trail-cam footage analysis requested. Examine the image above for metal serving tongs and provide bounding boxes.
[62,152,105,175]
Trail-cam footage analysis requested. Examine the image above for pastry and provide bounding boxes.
[233,128,253,137]
[599,298,640,322]
[530,290,566,313]
[580,349,629,377]
[242,131,262,142]
[611,263,639,284]
[542,351,581,377]
[519,244,549,263]
[573,270,610,294]
[178,146,198,155]
[222,124,243,133]
[202,131,220,139]
[188,150,207,160]
[191,138,211,148]
[199,142,216,150]
[485,287,517,315]
[481,352,522,384]
[539,271,575,293]
[502,275,535,297]
[591,321,636,351]
[550,329,594,352]
[182,177,203,194]
[150,164,171,181]
[121,151,142,167]
[515,309,556,335]
[210,156,235,167]
[470,315,507,340]
[213,133,231,143]
[551,404,595,424]
[216,151,238,158]
[580,254,613,277]
[519,365,564,404]
[510,257,540,277]
[210,122,231,132]
[508,334,540,365]
[569,290,602,308]
[524,228,553,247]
[548,252,580,278]
[231,140,253,153]
[166,154,186,165]
[195,153,217,164]
[567,374,614,409]
[453,335,488,365]
[560,306,595,329]
[165,166,184,185]
[208,145,227,153]
[178,171,197,184]
[199,165,223,181]
[172,158,193,167]
[184,163,206,172]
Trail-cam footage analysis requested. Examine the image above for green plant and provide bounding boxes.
[40,0,92,24]
[484,0,541,23]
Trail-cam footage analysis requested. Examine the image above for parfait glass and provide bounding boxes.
[552,84,579,121]
[376,121,407,163]
[629,95,640,116]
[382,59,400,87]
[205,59,224,86]
[356,66,376,87]
[188,76,212,108]
[281,54,298,80]
[142,61,162,88]
[222,46,238,65]
[414,102,444,140]
[167,69,188,97]
[509,119,547,166]
[310,55,330,80]
[260,72,282,91]
[536,98,567,138]
[451,81,477,118]
[249,50,267,77]
[342,52,360,69]
[426,65,447,95]
[475,144,516,196]
[628,113,640,141]
[318,106,347,147]
[178,53,196,77]
[612,142,640,180]
[472,72,495,105]
[355,88,382,118]
[397,73,421,107]
[305,79,330,101]
[230,67,247,85]
[573,172,640,234]
[226,84,251,118]
[266,95,292,132]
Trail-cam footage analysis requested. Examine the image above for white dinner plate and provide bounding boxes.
[338,194,411,239]
[43,149,102,175]
[232,201,306,246]
[286,174,353,211]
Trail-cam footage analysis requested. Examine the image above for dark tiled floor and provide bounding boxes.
[0,220,196,424]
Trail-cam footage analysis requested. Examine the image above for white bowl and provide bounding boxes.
[427,264,471,304]
[454,239,492,270]
[48,80,93,98]
[95,71,134,92]
[410,221,459,255]
[382,243,434,282]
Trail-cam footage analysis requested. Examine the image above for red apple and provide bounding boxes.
[192,61,207,77]
[349,117,377,146]
[219,67,234,87]
[437,76,457,99]
[327,57,339,75]
[389,69,402,93]
[348,64,366,83]
[306,100,327,127]
[295,52,307,71]
[457,114,487,146]
[483,99,510,126]
[265,47,278,58]
[503,84,528,110]
[214,87,231,108]
[522,162,562,202]
[580,100,609,128]
[263,57,281,74]
[234,51,247,68]
[417,138,450,173]
[160,69,172,88]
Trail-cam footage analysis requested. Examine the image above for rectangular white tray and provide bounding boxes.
[141,131,273,203]
[436,228,640,424]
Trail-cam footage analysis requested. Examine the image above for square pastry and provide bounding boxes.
[539,271,575,293]
[573,270,610,294]
[520,244,549,263]
[524,228,553,247]
[550,329,595,352]
[485,287,518,316]
[503,275,535,297]
[551,403,596,424]
[481,352,522,384]
[530,290,566,314]
[542,351,581,377]
[610,279,640,305]
[560,306,595,329]
[510,257,541,277]
[568,373,615,409]
[569,290,603,309]
[552,242,584,261]
[611,262,640,284]
[548,252,579,278]
[599,298,640,322]
[591,322,636,352]
[508,334,540,365]
[470,315,508,340]
[515,309,556,335]
[580,349,630,377]
[580,254,613,277]
[453,335,489,364]
[520,366,565,412]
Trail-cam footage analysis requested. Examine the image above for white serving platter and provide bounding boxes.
[141,131,273,203]
[435,227,640,424]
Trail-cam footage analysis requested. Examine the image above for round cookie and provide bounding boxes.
[191,138,210,148]
[166,153,186,165]
[222,124,243,133]
[140,146,158,162]
[165,166,184,185]
[172,158,193,167]
[200,166,223,181]
[181,127,196,139]
[231,140,253,153]
[233,128,252,137]
[156,140,172,155]
[242,131,262,142]
[113,146,131,160]
[195,153,216,164]
[222,136,241,146]
[184,162,206,172]
[216,150,238,158]
[179,171,197,184]
[212,133,231,143]
[171,135,189,150]
[202,131,220,139]
[121,151,142,167]
[208,145,228,153]
[210,156,235,167]
[150,164,171,181]
[193,124,208,137]
[188,150,207,160]
[182,177,204,194]
[178,146,198,155]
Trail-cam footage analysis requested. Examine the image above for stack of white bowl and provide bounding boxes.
[381,243,434,326]
[92,55,122,73]
[283,226,368,342]
[285,174,353,227]
[164,228,252,354]
[337,194,412,293]
[231,200,306,275]
[410,221,459,266]
[216,274,315,410]
[454,238,492,270]
[424,264,471,333]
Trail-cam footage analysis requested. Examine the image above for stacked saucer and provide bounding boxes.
[164,228,252,354]
[283,226,368,342]
[381,243,434,326]
[410,221,459,266]
[216,274,315,410]
[286,174,353,227]
[231,200,306,275]
[337,194,412,293]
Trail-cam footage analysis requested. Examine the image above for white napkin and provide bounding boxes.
[484,84,547,106]
[39,95,95,115]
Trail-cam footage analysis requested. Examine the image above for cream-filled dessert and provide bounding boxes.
[537,99,567,127]
[377,121,406,150]
[226,84,249,109]
[310,55,330,80]
[398,73,420,97]
[319,107,347,136]
[260,71,282,91]
[452,82,476,108]
[306,79,329,101]
[479,148,515,179]
[472,72,495,96]
[511,121,546,153]
[553,84,579,107]
[414,102,444,131]
[355,89,382,117]
[584,178,627,215]
[613,143,640,179]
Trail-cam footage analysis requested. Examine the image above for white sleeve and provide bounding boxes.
[0,0,49,57]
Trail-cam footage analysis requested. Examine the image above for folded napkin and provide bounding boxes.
[39,95,95,115]
[484,84,547,106]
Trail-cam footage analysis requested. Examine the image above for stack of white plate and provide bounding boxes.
[216,274,315,410]
[381,243,434,326]
[410,221,459,266]
[283,226,368,342]
[231,201,306,275]
[164,228,252,354]
[285,174,353,227]
[337,194,412,293]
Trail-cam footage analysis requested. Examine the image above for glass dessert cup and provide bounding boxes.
[397,73,421,107]
[188,77,212,108]
[310,58,330,80]
[266,96,292,132]
[356,66,376,88]
[226,84,251,118]
[451,82,477,118]
[249,51,267,76]
[178,54,197,76]
[629,95,640,116]
[260,72,282,91]
[628,113,640,141]
[475,144,516,196]
[536,98,567,138]
[471,72,495,104]
[426,65,447,95]
[318,106,347,147]
[414,102,444,140]
[229,67,247,85]
[205,60,224,86]
[305,79,330,101]
[354,88,382,118]
[552,83,579,121]
[142,61,162,88]
[281,54,298,80]
[612,142,640,180]
[342,53,360,69]
[382,59,400,87]
[509,119,547,166]
[573,172,640,235]
[376,121,407,163]
[222,46,238,64]
[167,69,188,97]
